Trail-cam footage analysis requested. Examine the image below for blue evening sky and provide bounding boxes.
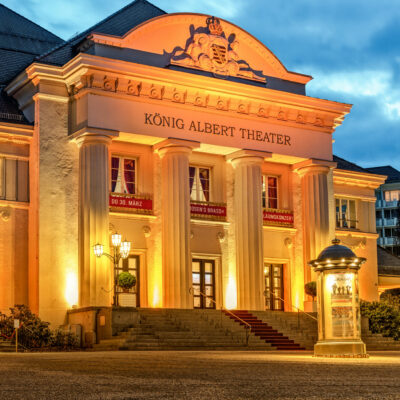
[3,0,400,170]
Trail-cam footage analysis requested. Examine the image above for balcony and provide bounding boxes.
[263,208,294,228]
[109,192,153,215]
[190,201,227,222]
[384,218,398,227]
[376,218,383,227]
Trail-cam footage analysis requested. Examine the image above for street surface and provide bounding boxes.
[1,351,400,399]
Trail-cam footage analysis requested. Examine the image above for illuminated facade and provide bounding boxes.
[0,1,386,328]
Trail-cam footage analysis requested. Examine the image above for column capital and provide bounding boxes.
[293,158,336,177]
[70,127,118,147]
[226,149,272,167]
[153,138,200,158]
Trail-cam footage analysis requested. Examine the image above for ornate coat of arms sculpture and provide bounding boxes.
[170,17,266,82]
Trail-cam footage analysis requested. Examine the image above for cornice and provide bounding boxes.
[333,169,386,189]
[0,122,33,144]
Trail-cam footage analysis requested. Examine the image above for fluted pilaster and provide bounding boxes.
[157,139,198,308]
[231,151,265,311]
[77,134,111,307]
[297,162,332,283]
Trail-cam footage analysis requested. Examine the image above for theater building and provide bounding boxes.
[0,1,386,329]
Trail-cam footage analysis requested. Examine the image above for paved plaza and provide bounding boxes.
[1,351,400,399]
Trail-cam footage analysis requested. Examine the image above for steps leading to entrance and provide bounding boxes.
[225,310,306,350]
[95,309,273,351]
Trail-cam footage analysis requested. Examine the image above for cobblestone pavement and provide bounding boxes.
[1,351,400,400]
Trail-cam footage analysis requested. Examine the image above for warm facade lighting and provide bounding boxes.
[225,275,237,310]
[65,271,78,307]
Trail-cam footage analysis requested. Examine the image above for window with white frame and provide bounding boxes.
[111,156,136,194]
[262,175,278,209]
[189,166,210,202]
[335,198,357,229]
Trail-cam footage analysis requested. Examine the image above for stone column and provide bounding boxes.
[229,150,267,311]
[77,134,111,307]
[295,160,334,284]
[156,139,199,309]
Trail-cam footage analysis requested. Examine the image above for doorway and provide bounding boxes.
[192,259,216,309]
[115,255,140,307]
[264,263,284,310]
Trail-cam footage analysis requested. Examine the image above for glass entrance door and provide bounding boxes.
[115,255,140,307]
[192,259,216,309]
[264,263,284,310]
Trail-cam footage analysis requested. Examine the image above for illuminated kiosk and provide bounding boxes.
[309,239,367,357]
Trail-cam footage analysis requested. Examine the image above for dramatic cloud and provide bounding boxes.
[2,0,400,169]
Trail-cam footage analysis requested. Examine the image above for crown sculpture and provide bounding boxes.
[169,16,265,82]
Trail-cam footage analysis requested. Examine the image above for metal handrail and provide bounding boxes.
[269,291,318,322]
[189,288,251,345]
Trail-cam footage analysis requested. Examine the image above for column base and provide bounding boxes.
[314,340,368,358]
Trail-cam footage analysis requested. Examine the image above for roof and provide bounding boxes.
[0,89,29,125]
[0,3,63,124]
[333,154,371,174]
[38,0,166,66]
[366,166,400,183]
[0,4,63,85]
[378,246,400,276]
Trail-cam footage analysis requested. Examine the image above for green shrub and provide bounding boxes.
[0,305,79,350]
[117,271,136,289]
[360,300,400,340]
[305,281,317,300]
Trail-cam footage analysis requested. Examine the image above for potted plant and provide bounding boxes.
[304,281,317,312]
[117,271,136,292]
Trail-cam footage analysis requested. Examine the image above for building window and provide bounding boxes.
[111,156,136,194]
[189,166,210,202]
[336,198,357,229]
[384,190,400,202]
[262,176,278,209]
[0,157,29,202]
[376,210,382,219]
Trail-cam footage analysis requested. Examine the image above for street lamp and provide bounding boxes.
[93,232,131,305]
[308,238,367,358]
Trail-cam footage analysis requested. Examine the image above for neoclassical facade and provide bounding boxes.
[0,2,386,328]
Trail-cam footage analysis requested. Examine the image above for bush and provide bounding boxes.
[360,300,400,340]
[305,281,317,300]
[117,271,136,289]
[0,305,79,350]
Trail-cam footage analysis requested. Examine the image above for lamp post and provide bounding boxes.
[93,233,131,305]
[308,238,367,358]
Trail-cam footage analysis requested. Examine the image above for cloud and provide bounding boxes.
[155,0,245,19]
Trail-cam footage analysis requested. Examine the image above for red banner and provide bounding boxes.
[109,194,152,212]
[263,209,294,227]
[190,202,227,220]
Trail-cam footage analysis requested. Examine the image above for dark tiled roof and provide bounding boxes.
[0,3,63,85]
[366,166,400,183]
[38,0,166,66]
[0,89,30,125]
[378,246,400,276]
[333,155,371,174]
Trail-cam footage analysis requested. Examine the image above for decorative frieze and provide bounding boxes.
[69,72,340,131]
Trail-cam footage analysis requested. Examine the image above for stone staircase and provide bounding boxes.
[95,309,278,351]
[0,338,15,352]
[225,310,306,350]
[94,308,400,351]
